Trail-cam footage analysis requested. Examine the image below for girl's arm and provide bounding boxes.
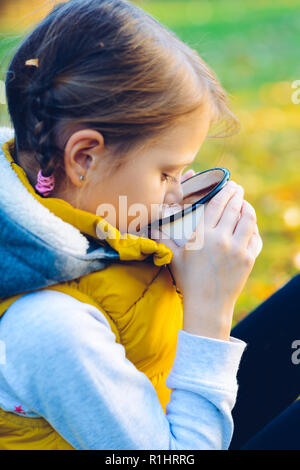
[0,289,246,450]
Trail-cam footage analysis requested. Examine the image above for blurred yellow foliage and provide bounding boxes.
[0,0,64,32]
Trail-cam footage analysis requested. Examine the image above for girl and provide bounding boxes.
[0,0,264,450]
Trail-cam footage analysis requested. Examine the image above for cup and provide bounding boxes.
[146,167,231,247]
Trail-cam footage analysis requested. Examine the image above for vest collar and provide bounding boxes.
[1,137,172,266]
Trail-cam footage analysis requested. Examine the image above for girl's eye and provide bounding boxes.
[161,173,179,184]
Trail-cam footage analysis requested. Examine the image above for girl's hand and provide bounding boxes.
[181,169,196,182]
[152,180,263,341]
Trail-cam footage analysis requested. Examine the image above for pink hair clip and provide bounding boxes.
[35,169,55,197]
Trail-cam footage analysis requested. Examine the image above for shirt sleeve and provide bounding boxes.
[0,289,246,450]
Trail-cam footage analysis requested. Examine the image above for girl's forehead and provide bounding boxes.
[162,105,213,148]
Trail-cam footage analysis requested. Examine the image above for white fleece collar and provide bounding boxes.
[0,127,89,256]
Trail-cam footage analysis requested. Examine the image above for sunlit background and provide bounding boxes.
[0,0,299,323]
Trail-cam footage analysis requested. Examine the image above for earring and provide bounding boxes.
[79,175,85,181]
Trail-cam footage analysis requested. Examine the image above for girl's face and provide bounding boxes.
[59,100,214,234]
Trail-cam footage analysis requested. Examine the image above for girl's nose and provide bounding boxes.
[164,183,184,206]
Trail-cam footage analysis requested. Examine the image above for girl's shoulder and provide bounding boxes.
[0,288,115,350]
[0,288,121,418]
[3,287,110,320]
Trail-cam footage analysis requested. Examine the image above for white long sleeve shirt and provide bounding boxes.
[0,289,246,450]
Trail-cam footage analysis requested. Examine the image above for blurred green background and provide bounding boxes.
[0,0,299,324]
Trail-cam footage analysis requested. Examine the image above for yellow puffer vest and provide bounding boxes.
[0,138,183,450]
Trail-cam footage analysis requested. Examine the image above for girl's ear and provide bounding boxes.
[63,131,104,187]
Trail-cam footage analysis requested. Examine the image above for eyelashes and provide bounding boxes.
[161,173,179,184]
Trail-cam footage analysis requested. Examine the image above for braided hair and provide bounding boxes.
[6,1,66,179]
[25,70,64,178]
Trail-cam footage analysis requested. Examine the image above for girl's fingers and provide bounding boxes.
[248,232,263,258]
[204,181,239,229]
[217,184,244,234]
[247,224,263,258]
[233,200,257,248]
[181,169,196,183]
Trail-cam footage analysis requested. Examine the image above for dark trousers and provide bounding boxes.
[229,273,300,449]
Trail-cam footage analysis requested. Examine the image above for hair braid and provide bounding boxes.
[26,79,63,178]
